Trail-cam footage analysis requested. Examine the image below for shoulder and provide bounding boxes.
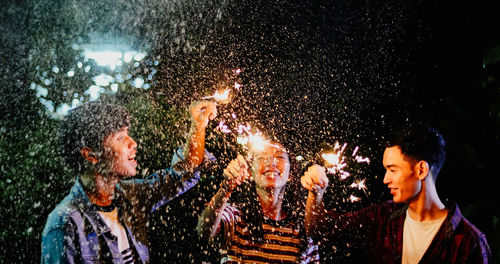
[42,195,81,236]
[456,216,489,246]
[452,210,491,260]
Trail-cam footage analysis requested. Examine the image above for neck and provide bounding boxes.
[256,185,286,220]
[407,178,447,222]
[81,171,119,206]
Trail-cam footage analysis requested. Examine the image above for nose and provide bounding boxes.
[269,156,279,166]
[128,136,137,150]
[383,171,390,185]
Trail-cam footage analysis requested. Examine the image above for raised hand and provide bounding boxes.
[222,154,250,192]
[301,164,329,194]
[189,100,217,129]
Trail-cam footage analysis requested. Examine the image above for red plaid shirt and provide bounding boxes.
[318,201,491,263]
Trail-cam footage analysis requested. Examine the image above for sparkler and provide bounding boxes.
[321,141,371,202]
[234,82,241,90]
[204,67,372,204]
[349,195,360,203]
[202,89,231,103]
[216,121,231,134]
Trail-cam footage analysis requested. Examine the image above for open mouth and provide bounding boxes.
[263,170,280,178]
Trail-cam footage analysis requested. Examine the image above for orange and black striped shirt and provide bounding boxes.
[219,205,320,264]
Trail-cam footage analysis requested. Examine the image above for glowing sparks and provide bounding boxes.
[216,121,231,134]
[234,82,241,90]
[340,171,350,180]
[234,124,272,153]
[233,68,241,74]
[247,132,269,153]
[350,179,367,190]
[321,142,371,202]
[202,89,231,103]
[355,156,370,164]
[352,146,359,156]
[231,113,237,119]
[322,142,348,176]
[349,195,360,203]
[237,124,251,134]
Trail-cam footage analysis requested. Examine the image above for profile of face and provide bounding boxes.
[251,143,290,190]
[101,126,138,178]
[382,146,422,203]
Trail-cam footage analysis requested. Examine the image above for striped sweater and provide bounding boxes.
[219,204,320,264]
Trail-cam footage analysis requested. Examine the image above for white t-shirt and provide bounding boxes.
[402,210,447,264]
[98,208,135,263]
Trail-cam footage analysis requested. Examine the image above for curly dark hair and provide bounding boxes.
[59,101,131,174]
[386,124,446,179]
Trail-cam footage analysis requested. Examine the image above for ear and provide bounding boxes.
[81,146,98,165]
[415,160,429,181]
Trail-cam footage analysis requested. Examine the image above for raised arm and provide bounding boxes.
[301,164,329,237]
[119,100,217,213]
[197,155,249,242]
[183,100,217,171]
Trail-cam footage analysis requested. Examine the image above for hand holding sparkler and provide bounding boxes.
[183,100,218,171]
[301,165,329,194]
[190,100,218,130]
[222,154,251,192]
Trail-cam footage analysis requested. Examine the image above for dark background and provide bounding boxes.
[1,0,499,263]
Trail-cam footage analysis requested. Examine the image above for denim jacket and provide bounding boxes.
[41,149,215,263]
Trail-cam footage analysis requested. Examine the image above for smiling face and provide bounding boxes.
[251,143,290,190]
[101,127,138,178]
[382,146,422,203]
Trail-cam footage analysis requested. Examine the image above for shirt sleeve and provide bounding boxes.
[218,204,240,248]
[320,203,387,240]
[465,233,492,264]
[119,147,217,213]
[41,224,77,264]
[170,147,217,180]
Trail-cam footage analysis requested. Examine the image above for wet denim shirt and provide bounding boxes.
[41,148,215,264]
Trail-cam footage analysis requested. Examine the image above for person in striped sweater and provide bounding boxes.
[198,141,320,263]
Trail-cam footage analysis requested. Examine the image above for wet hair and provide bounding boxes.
[59,101,131,174]
[386,124,446,179]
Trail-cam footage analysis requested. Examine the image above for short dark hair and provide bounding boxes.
[387,124,446,179]
[60,102,131,174]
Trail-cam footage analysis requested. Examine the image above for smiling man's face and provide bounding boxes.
[382,146,422,203]
[251,143,290,190]
[102,127,138,178]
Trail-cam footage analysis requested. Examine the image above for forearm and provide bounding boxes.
[184,124,206,170]
[305,190,327,237]
[197,182,232,241]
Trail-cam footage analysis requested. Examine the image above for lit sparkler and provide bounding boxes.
[321,141,371,202]
[354,156,370,163]
[349,195,360,203]
[350,179,367,190]
[216,121,231,134]
[202,89,231,103]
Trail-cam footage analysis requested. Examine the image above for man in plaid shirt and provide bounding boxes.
[301,125,491,263]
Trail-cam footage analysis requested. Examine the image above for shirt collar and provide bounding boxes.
[389,201,462,240]
[70,178,113,235]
